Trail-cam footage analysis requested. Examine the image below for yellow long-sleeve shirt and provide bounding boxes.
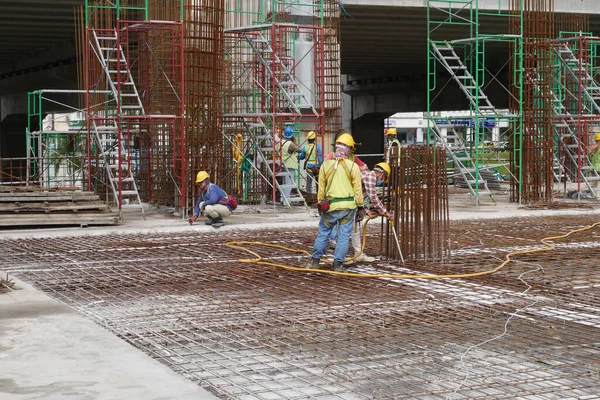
[317,158,364,211]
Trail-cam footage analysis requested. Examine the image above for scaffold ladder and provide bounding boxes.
[90,121,145,216]
[430,119,496,205]
[544,56,600,197]
[554,117,600,197]
[431,42,495,111]
[554,43,600,114]
[91,29,145,116]
[243,32,318,115]
[242,118,308,208]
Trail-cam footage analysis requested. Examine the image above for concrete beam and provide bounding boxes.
[343,0,600,14]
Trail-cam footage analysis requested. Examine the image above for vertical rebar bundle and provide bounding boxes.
[183,0,225,210]
[383,146,450,261]
[511,0,555,204]
[320,0,342,138]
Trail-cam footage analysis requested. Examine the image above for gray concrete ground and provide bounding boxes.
[2,189,600,399]
[0,277,219,400]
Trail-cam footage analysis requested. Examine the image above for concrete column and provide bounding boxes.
[492,126,500,142]
[342,92,352,133]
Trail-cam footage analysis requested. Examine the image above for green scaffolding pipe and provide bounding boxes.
[85,0,149,27]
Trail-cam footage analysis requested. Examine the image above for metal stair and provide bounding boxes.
[225,118,309,209]
[431,42,495,111]
[91,29,145,116]
[537,56,600,197]
[89,28,145,215]
[431,119,496,205]
[90,122,145,216]
[554,43,600,114]
[554,116,600,198]
[247,119,308,208]
[243,32,318,115]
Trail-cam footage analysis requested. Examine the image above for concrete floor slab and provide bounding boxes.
[0,278,219,400]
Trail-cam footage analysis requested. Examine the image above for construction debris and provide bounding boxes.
[0,274,14,293]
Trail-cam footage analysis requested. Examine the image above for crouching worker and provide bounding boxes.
[309,133,364,272]
[189,171,232,228]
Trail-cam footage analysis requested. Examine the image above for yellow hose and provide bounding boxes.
[225,216,600,279]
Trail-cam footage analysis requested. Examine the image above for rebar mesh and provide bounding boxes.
[3,214,600,398]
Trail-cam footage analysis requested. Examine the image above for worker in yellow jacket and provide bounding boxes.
[308,133,364,272]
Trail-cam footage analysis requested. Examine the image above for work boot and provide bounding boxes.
[333,261,345,272]
[355,254,375,262]
[308,257,321,269]
[204,217,215,225]
[211,217,224,228]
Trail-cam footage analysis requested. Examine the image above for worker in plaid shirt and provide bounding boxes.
[330,162,393,262]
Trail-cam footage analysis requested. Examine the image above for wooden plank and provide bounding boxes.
[0,194,101,203]
[0,213,119,227]
[0,186,81,193]
[0,202,110,212]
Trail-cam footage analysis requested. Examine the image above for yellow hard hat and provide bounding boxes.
[335,133,355,149]
[594,133,600,141]
[374,162,391,182]
[195,170,209,183]
[307,131,316,140]
[386,128,397,136]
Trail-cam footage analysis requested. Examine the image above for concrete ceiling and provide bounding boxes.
[340,5,600,77]
[0,0,83,75]
[3,2,600,80]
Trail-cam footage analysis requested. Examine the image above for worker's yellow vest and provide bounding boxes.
[281,140,299,170]
[322,159,358,211]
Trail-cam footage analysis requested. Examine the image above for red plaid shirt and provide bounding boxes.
[361,170,387,214]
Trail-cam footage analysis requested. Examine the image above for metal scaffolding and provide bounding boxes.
[83,0,185,216]
[26,90,93,190]
[552,32,600,199]
[221,1,339,206]
[427,0,523,205]
[16,1,342,216]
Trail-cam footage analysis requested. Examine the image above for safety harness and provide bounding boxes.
[321,159,357,227]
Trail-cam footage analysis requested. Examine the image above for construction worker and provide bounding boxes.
[330,162,393,262]
[231,133,244,193]
[589,132,600,188]
[298,130,323,193]
[189,171,232,228]
[278,126,302,206]
[385,128,401,163]
[324,132,368,250]
[309,133,364,272]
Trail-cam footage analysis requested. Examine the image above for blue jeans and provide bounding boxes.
[305,164,318,193]
[281,167,296,205]
[312,209,356,263]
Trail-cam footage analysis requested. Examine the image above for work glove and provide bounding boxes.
[189,216,197,225]
[356,207,366,222]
